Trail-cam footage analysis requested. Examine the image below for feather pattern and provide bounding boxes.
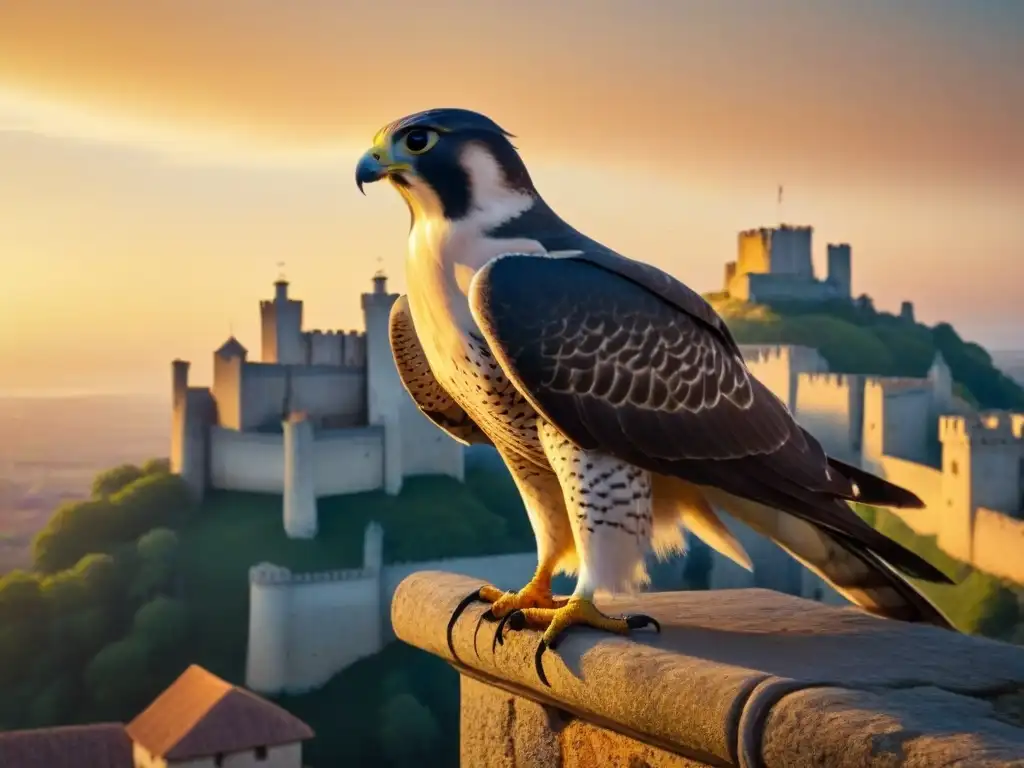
[470,251,953,592]
[388,295,491,446]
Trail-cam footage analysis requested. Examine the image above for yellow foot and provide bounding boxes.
[445,582,565,659]
[498,597,660,686]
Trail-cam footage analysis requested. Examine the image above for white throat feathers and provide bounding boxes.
[404,142,547,334]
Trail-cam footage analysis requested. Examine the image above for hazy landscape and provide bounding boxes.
[0,394,167,571]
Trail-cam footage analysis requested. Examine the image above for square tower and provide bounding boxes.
[259,280,305,364]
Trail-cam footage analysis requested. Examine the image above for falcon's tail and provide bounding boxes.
[700,487,956,630]
[826,457,926,509]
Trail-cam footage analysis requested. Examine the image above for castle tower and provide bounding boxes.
[283,413,318,539]
[939,414,1024,561]
[170,359,210,500]
[260,279,305,364]
[246,563,292,694]
[826,243,852,298]
[170,359,190,476]
[361,271,404,495]
[899,301,915,323]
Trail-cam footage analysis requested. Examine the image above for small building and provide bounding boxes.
[0,665,314,768]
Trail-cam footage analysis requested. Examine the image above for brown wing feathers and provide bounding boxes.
[471,254,954,611]
[388,295,491,446]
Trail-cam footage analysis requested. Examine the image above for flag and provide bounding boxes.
[777,184,784,205]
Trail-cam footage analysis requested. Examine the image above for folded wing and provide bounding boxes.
[469,253,952,596]
[389,295,491,446]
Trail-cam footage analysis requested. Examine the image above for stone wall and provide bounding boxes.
[245,536,538,695]
[208,425,385,497]
[395,571,1024,768]
[794,372,865,461]
[972,507,1024,585]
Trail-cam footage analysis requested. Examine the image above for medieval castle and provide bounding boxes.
[717,223,853,304]
[170,273,464,538]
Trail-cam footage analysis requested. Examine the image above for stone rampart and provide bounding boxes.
[393,571,1024,767]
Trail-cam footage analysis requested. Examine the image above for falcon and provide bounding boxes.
[355,108,954,684]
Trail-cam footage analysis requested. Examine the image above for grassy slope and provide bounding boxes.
[710,296,1024,410]
[855,505,1020,637]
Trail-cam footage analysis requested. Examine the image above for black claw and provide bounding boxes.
[492,610,525,652]
[534,641,551,686]
[625,614,661,633]
[446,587,490,661]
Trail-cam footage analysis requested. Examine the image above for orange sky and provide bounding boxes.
[0,0,1021,394]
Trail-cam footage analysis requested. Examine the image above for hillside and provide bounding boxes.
[710,296,1024,411]
[992,350,1024,388]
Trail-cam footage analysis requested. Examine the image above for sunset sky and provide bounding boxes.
[0,0,1021,395]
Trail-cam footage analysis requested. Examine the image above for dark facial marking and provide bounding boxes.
[389,114,539,221]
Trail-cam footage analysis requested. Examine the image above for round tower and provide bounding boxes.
[283,413,318,539]
[246,562,292,694]
[170,360,190,477]
[361,272,404,495]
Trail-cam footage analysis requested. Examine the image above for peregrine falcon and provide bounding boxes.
[356,108,954,684]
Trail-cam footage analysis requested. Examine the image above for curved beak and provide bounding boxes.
[355,149,387,195]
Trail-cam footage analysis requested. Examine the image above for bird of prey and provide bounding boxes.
[356,108,954,684]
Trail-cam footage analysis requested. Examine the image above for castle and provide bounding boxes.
[170,273,464,538]
[718,224,853,304]
[737,344,1024,586]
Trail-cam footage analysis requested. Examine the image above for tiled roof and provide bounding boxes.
[0,723,131,768]
[125,665,313,760]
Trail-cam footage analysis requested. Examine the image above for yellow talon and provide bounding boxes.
[487,579,567,619]
[496,597,661,686]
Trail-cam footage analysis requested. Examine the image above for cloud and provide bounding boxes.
[0,0,1021,182]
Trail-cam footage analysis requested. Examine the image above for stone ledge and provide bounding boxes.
[391,571,1024,767]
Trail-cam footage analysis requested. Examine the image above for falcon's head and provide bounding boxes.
[355,108,537,224]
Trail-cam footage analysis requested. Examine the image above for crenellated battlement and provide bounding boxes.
[740,344,816,365]
[864,376,930,394]
[940,412,1024,445]
[248,562,371,586]
[798,372,860,390]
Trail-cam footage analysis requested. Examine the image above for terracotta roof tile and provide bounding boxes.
[125,665,313,760]
[0,723,131,768]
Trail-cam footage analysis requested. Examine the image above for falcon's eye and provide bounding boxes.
[402,128,438,155]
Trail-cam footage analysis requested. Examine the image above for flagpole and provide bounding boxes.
[777,184,784,226]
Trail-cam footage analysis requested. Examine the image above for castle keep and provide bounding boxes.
[721,224,852,304]
[170,273,464,537]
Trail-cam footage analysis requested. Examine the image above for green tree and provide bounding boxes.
[132,596,190,657]
[130,528,181,601]
[26,679,75,728]
[141,457,171,476]
[32,473,193,574]
[109,472,195,538]
[92,464,145,499]
[378,693,441,767]
[71,553,123,607]
[32,499,117,573]
[84,637,150,712]
[0,570,46,637]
